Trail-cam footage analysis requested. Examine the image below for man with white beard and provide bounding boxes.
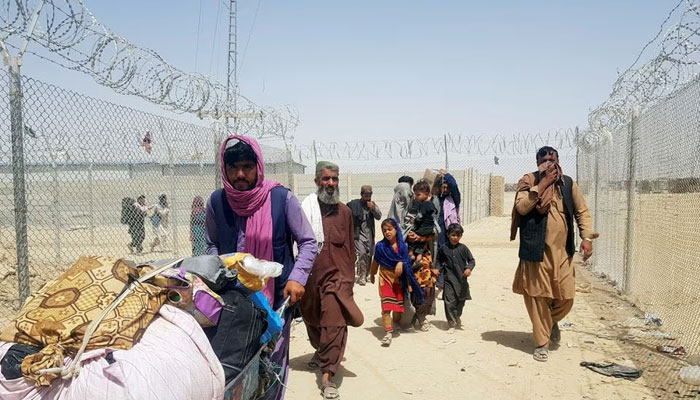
[300,161,364,400]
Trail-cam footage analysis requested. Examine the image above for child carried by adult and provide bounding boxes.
[405,180,440,332]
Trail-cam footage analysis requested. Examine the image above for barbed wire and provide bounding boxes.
[293,129,580,162]
[588,0,700,137]
[0,0,297,140]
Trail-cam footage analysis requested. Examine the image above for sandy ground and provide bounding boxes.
[286,216,696,400]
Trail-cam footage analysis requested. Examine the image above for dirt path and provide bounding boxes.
[285,216,685,400]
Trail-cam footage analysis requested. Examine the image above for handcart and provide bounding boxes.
[223,297,290,400]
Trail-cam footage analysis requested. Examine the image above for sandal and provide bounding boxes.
[533,346,549,362]
[307,353,320,369]
[322,381,340,399]
[420,320,430,332]
[550,323,561,344]
[381,333,392,347]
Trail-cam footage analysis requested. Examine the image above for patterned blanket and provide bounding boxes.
[0,256,166,386]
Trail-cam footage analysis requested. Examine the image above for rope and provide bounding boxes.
[38,258,184,380]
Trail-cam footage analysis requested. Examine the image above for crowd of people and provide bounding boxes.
[120,193,173,254]
[120,193,211,257]
[117,136,596,400]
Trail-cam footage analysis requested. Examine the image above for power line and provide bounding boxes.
[238,0,262,80]
[210,0,223,78]
[194,0,203,72]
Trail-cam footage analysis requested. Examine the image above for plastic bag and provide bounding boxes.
[220,253,283,291]
[680,365,700,386]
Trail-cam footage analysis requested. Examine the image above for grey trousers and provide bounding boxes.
[355,250,371,283]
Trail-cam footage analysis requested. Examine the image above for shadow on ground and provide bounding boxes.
[363,317,389,341]
[481,330,533,354]
[430,319,450,331]
[288,353,356,390]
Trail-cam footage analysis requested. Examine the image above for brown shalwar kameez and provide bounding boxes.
[511,174,596,347]
[300,201,364,376]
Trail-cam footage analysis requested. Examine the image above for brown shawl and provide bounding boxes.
[510,162,563,240]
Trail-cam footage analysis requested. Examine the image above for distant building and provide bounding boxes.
[259,143,306,174]
[0,143,306,177]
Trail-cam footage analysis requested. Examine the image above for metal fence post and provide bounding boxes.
[8,58,30,303]
[346,172,352,204]
[88,159,94,245]
[286,147,294,192]
[593,144,600,231]
[574,126,580,184]
[461,169,468,224]
[466,168,473,224]
[623,113,638,291]
[167,139,177,257]
[444,133,449,170]
[214,129,223,190]
[51,153,61,267]
[487,173,493,218]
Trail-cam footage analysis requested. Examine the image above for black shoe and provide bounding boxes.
[550,322,561,343]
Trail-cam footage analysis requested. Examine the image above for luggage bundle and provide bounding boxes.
[0,253,286,400]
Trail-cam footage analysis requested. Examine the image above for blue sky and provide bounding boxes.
[17,0,676,145]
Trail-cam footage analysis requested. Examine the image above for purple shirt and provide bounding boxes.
[205,190,316,286]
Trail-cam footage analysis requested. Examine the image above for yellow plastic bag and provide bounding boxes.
[220,253,283,291]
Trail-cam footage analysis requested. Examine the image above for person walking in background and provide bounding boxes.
[436,169,461,247]
[124,195,148,254]
[347,185,382,286]
[149,194,171,252]
[406,180,439,332]
[433,169,461,300]
[388,176,415,238]
[436,223,475,334]
[511,146,597,362]
[387,176,419,329]
[190,196,207,256]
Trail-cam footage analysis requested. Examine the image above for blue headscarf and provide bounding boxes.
[374,218,424,305]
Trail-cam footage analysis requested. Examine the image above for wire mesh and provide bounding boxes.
[0,0,299,140]
[579,76,700,355]
[0,69,303,329]
[0,70,515,331]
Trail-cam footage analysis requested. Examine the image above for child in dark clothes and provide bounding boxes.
[436,223,476,334]
[406,180,437,268]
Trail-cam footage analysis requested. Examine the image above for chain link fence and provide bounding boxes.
[0,71,505,330]
[578,76,700,355]
[0,69,303,328]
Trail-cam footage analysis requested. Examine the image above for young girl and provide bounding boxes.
[370,218,424,346]
[149,194,170,252]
